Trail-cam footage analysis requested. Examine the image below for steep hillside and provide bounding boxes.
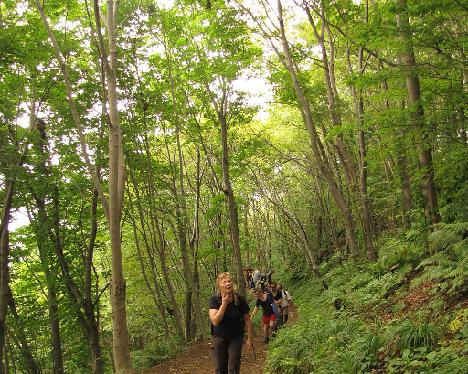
[266,224,468,373]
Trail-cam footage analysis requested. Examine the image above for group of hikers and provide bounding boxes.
[208,270,296,374]
[244,268,295,343]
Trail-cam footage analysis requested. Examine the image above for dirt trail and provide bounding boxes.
[143,328,267,374]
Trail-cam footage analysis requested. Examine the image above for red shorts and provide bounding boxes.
[262,314,276,325]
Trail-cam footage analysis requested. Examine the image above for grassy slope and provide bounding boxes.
[266,224,468,374]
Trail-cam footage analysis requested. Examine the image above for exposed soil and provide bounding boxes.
[142,327,267,374]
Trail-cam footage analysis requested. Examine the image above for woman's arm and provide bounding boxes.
[209,293,230,326]
[243,313,253,350]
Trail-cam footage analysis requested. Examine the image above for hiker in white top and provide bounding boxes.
[278,284,294,324]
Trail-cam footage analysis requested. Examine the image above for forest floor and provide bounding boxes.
[142,326,268,374]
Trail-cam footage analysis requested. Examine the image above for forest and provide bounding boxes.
[0,0,467,373]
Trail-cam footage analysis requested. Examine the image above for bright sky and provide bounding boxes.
[9,208,29,231]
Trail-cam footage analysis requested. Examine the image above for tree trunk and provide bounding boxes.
[67,189,105,374]
[381,68,413,230]
[219,110,246,296]
[35,1,133,371]
[189,147,204,340]
[0,181,14,374]
[30,119,64,374]
[277,0,359,256]
[83,190,105,374]
[353,45,376,261]
[164,44,195,341]
[33,202,64,374]
[47,285,64,374]
[396,0,440,229]
[7,289,41,374]
[94,1,133,370]
[397,100,413,230]
[126,162,171,337]
[158,242,185,338]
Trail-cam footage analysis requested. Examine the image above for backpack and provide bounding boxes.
[268,294,280,318]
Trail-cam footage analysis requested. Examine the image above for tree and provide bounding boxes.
[395,0,440,230]
[34,0,134,371]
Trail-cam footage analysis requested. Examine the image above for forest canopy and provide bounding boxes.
[0,0,466,373]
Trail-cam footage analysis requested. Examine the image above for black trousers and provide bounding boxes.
[212,335,244,374]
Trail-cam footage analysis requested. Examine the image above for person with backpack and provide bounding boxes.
[278,283,294,323]
[269,282,283,327]
[209,272,253,374]
[250,289,276,343]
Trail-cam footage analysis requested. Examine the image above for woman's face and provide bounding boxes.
[218,276,233,295]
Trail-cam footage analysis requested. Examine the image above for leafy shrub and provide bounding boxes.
[265,227,467,374]
[372,235,424,274]
[395,318,441,350]
[131,337,183,372]
[386,343,468,374]
[429,222,468,253]
[449,309,468,338]
[414,228,468,295]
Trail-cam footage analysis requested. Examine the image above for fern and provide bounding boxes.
[429,222,468,253]
[413,235,468,294]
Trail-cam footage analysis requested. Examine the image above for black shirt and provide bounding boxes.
[208,293,250,339]
[271,290,283,302]
[256,294,274,316]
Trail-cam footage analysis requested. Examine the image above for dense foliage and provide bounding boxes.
[267,224,468,373]
[0,0,466,373]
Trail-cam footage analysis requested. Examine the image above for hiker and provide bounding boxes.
[243,267,254,289]
[252,269,262,290]
[266,270,274,286]
[278,283,294,323]
[208,272,253,374]
[250,289,276,343]
[269,282,283,327]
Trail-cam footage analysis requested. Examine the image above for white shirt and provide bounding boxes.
[281,290,292,307]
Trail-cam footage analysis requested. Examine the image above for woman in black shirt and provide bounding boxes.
[208,272,253,374]
[250,289,276,343]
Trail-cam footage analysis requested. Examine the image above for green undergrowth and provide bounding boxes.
[132,336,185,372]
[265,223,468,373]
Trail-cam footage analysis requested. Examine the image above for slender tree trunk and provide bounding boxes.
[397,99,413,230]
[244,205,251,267]
[94,1,133,370]
[158,243,185,338]
[219,110,246,296]
[353,45,376,261]
[34,201,64,374]
[129,208,170,337]
[0,181,14,374]
[165,138,194,340]
[126,160,171,337]
[48,140,104,373]
[1,111,31,366]
[164,44,195,340]
[47,285,63,374]
[31,120,64,374]
[381,66,413,230]
[396,0,440,229]
[83,190,105,374]
[311,4,357,191]
[276,0,359,255]
[7,289,40,374]
[189,148,204,340]
[35,1,133,370]
[3,336,8,374]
